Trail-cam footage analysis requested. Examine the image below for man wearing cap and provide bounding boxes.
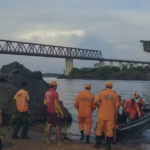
[74,84,96,144]
[94,81,119,150]
[44,81,64,145]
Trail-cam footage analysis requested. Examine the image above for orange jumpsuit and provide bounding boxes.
[124,100,141,119]
[74,90,96,135]
[95,89,119,137]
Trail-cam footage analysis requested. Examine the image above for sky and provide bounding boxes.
[0,0,150,73]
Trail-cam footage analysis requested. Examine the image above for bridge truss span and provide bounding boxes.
[0,40,103,60]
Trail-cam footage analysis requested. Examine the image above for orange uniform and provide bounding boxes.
[74,89,96,135]
[14,90,30,112]
[124,99,141,119]
[95,88,119,137]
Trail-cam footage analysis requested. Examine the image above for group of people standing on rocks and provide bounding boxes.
[0,80,145,150]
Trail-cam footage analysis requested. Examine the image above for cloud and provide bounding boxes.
[0,0,150,72]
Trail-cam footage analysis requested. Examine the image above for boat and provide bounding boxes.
[116,104,150,136]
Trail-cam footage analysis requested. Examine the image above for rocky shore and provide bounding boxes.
[0,62,72,123]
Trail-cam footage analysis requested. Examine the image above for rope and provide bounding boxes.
[43,121,47,142]
[0,113,33,141]
[63,116,69,142]
[0,114,17,140]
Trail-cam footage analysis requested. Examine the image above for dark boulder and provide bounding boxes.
[0,62,72,124]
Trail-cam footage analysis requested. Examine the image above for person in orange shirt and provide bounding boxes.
[124,99,141,122]
[94,81,119,150]
[12,82,30,139]
[74,84,96,144]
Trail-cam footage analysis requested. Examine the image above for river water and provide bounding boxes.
[44,78,150,144]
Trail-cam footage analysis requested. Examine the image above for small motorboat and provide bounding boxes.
[116,104,150,136]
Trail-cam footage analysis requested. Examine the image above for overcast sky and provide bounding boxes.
[0,0,150,73]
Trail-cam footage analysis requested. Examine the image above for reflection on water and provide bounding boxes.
[44,78,150,142]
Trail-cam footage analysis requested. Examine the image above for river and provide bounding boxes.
[43,78,150,144]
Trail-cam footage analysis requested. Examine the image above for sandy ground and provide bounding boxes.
[1,124,150,150]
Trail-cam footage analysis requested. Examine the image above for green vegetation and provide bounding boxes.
[65,66,150,80]
[43,73,62,77]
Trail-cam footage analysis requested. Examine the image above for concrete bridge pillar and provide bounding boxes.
[142,64,145,69]
[119,62,122,70]
[110,61,113,67]
[135,63,138,68]
[99,61,105,67]
[65,58,73,76]
[127,63,130,69]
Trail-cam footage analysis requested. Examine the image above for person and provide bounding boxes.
[124,99,141,122]
[117,96,126,124]
[134,93,145,111]
[12,82,30,139]
[0,109,3,150]
[44,81,64,145]
[103,111,117,146]
[74,84,96,144]
[94,81,119,150]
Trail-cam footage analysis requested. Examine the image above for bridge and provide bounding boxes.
[0,39,150,75]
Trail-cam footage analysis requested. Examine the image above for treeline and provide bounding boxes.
[43,73,62,77]
[66,66,150,80]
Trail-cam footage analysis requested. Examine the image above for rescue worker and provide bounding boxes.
[134,93,145,111]
[44,81,64,145]
[103,111,117,146]
[74,84,96,144]
[12,82,30,139]
[94,81,119,150]
[0,109,2,150]
[124,99,141,122]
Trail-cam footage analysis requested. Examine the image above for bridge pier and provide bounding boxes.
[99,61,105,67]
[127,63,130,69]
[119,62,122,70]
[65,58,73,76]
[135,63,138,68]
[110,61,113,67]
[142,64,145,69]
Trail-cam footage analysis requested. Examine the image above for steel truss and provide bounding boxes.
[0,40,103,60]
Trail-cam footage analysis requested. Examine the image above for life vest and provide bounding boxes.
[135,98,141,103]
[15,90,29,112]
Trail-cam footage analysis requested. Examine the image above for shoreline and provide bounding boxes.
[43,77,150,82]
[1,124,149,150]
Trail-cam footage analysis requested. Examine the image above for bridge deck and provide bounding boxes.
[0,40,150,64]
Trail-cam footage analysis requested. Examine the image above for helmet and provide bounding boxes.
[134,93,139,99]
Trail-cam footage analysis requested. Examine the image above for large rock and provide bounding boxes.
[0,62,72,124]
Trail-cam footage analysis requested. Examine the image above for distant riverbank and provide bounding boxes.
[42,73,63,78]
[61,67,150,80]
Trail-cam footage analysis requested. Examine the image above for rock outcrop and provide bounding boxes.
[0,62,72,124]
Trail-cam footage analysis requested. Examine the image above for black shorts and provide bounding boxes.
[47,112,61,126]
